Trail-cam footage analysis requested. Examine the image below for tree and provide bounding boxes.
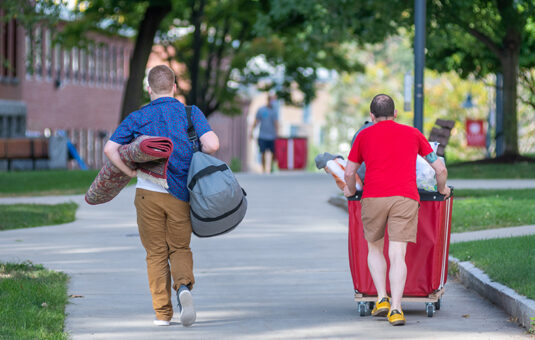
[424,0,535,159]
[61,0,360,120]
[260,0,535,159]
[63,0,172,122]
[0,1,64,28]
[256,0,407,103]
[157,0,272,116]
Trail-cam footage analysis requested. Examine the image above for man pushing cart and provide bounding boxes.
[320,94,451,326]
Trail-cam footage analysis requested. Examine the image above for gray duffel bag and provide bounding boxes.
[186,106,247,237]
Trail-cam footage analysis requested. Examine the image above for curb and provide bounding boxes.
[449,256,535,331]
[328,195,535,331]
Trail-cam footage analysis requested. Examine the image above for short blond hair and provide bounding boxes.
[148,65,175,94]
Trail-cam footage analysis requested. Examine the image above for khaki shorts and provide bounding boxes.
[361,196,419,243]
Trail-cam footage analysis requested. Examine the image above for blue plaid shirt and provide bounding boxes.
[110,97,212,202]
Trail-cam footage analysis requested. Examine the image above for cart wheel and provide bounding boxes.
[358,302,367,317]
[367,302,375,316]
[435,298,441,311]
[426,303,435,317]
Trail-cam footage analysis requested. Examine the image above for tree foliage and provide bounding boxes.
[255,0,409,104]
[261,0,535,158]
[423,0,535,157]
[56,0,367,120]
[325,36,494,161]
[0,0,65,27]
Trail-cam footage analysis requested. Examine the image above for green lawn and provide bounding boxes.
[450,235,535,300]
[452,189,535,233]
[0,203,78,231]
[448,161,535,179]
[0,261,69,340]
[0,170,100,196]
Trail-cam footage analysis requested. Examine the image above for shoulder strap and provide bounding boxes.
[186,105,200,152]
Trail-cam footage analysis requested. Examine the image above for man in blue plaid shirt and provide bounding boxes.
[104,65,219,327]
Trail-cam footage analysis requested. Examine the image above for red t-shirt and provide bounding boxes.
[348,120,433,202]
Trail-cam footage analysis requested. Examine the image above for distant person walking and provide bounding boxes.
[251,94,279,173]
[103,65,220,327]
[343,94,450,326]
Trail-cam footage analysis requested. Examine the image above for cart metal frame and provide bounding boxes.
[354,287,445,317]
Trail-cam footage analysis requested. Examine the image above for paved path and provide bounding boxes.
[0,173,532,339]
[448,179,535,189]
[451,225,535,243]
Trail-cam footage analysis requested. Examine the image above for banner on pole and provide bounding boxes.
[466,119,486,147]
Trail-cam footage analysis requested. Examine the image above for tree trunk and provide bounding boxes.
[499,38,520,157]
[119,1,172,122]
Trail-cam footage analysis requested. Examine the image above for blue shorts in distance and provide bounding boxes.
[258,138,275,153]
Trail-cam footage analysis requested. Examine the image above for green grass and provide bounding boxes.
[0,203,78,231]
[0,261,69,340]
[0,170,100,196]
[448,161,535,179]
[0,169,137,196]
[452,189,535,233]
[450,235,535,300]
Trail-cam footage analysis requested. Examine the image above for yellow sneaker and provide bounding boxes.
[371,297,390,317]
[388,309,406,326]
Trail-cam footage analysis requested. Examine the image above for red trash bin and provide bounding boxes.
[347,189,453,317]
[275,137,307,170]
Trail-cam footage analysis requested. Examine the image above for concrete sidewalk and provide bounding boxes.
[0,173,531,339]
[448,179,535,189]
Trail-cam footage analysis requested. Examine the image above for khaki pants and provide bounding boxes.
[134,188,194,321]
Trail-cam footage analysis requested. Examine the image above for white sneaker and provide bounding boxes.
[178,288,196,327]
[153,319,170,326]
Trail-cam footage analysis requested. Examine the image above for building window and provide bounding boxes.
[45,28,52,79]
[72,47,79,82]
[0,17,18,82]
[54,44,63,88]
[63,47,70,81]
[117,46,124,83]
[34,26,42,78]
[102,44,109,85]
[25,26,34,77]
[54,43,61,83]
[88,44,95,83]
[110,45,116,86]
[80,48,86,83]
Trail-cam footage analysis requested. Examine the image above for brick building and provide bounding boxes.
[0,14,132,135]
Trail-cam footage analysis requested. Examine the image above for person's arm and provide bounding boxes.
[250,118,259,140]
[103,140,137,177]
[425,152,451,198]
[199,131,219,155]
[344,160,361,197]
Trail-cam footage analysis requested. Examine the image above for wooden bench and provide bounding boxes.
[428,119,455,157]
[0,138,49,170]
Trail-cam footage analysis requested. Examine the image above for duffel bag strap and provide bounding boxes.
[188,164,229,190]
[191,195,245,222]
[186,105,200,152]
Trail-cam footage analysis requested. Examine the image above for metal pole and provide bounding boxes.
[495,73,504,156]
[414,0,426,132]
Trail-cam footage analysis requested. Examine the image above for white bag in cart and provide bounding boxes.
[416,141,443,192]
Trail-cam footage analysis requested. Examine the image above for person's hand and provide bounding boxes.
[343,185,355,197]
[439,186,451,199]
[127,169,138,178]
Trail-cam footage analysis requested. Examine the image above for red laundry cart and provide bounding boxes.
[347,189,453,317]
[275,137,307,170]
